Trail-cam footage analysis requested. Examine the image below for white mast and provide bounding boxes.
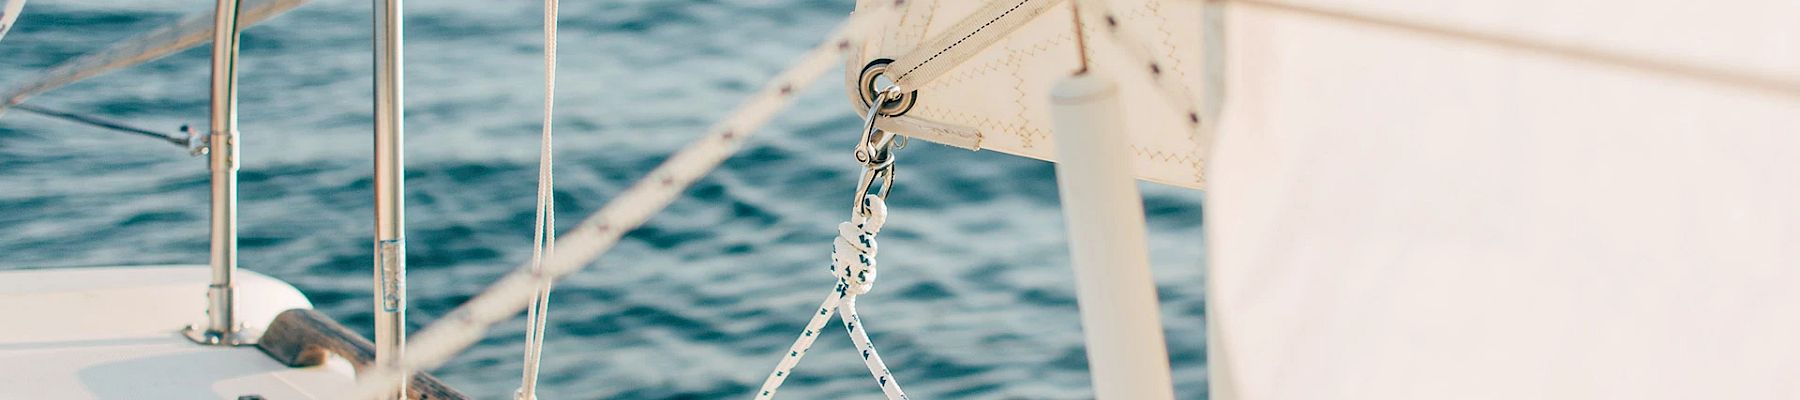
[1050,72,1178,400]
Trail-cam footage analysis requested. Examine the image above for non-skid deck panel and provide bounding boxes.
[0,265,358,399]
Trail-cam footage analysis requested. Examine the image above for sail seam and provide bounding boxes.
[894,0,1033,83]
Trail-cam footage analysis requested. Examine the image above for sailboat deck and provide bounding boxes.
[0,266,357,399]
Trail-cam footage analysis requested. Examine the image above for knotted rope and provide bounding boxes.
[755,194,908,400]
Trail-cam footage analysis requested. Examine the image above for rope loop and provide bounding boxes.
[834,195,887,296]
[755,195,908,400]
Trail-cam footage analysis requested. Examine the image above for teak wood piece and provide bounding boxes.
[257,308,469,400]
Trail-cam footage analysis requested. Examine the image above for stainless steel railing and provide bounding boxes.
[183,0,250,347]
[372,0,410,397]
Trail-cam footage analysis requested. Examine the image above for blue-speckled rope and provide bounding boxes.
[755,195,908,400]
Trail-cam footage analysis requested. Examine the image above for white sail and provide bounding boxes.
[1206,1,1800,399]
[848,0,1210,189]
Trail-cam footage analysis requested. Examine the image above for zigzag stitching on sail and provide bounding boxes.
[916,0,940,40]
[894,0,1036,83]
[888,0,935,53]
[912,0,1196,111]
[1134,1,1191,85]
[1007,44,1038,149]
[1075,0,1206,134]
[1130,145,1206,185]
[1130,145,1203,167]
[924,31,1074,89]
[910,0,940,49]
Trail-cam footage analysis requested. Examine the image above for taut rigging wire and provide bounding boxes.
[8,103,197,151]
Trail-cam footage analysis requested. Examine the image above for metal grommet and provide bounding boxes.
[858,59,917,117]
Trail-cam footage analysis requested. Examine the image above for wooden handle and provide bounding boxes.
[257,309,470,400]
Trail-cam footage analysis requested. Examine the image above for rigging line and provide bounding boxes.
[344,5,900,398]
[1225,0,1800,100]
[1069,0,1090,74]
[1,0,309,107]
[516,0,557,398]
[9,103,190,148]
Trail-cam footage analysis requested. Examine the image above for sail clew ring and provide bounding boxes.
[857,59,917,118]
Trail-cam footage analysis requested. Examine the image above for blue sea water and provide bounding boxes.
[0,0,1205,398]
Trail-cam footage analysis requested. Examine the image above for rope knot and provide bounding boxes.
[833,195,888,296]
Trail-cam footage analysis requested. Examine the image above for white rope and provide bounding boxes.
[0,0,26,45]
[515,0,557,398]
[2,0,309,108]
[755,195,907,400]
[345,5,898,398]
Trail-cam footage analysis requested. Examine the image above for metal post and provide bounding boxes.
[373,0,408,397]
[1049,73,1177,399]
[184,0,250,347]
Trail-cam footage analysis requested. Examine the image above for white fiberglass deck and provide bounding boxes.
[0,266,355,399]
